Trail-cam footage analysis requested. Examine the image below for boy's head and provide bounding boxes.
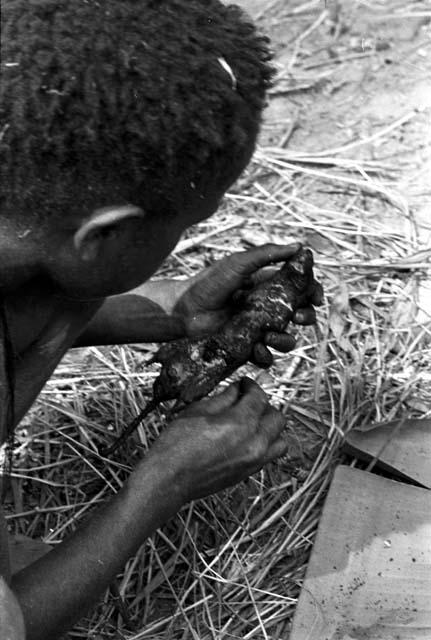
[0,0,273,297]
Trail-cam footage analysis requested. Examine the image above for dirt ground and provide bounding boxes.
[237,0,431,242]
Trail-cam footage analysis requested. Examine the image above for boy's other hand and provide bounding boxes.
[173,243,323,366]
[147,378,287,501]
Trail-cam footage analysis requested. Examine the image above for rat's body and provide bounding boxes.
[153,248,315,404]
[103,248,318,455]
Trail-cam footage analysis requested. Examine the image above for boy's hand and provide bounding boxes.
[75,243,322,351]
[173,243,323,367]
[147,378,287,501]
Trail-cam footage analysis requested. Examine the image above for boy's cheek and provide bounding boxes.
[48,218,183,298]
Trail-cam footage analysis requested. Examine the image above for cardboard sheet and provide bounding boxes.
[344,418,431,489]
[290,465,431,639]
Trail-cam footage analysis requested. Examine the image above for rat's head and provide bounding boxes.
[0,0,273,299]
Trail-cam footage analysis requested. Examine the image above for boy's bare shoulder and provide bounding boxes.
[0,574,25,639]
[0,490,24,637]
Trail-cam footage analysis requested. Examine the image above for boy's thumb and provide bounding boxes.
[204,382,240,414]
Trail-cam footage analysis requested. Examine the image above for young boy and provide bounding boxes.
[0,1,321,638]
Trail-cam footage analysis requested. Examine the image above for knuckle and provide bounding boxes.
[228,244,274,274]
[245,376,265,394]
[262,407,286,438]
[243,435,268,464]
[270,405,286,426]
[242,402,264,427]
[252,385,269,407]
[234,406,257,430]
[228,253,250,277]
[208,263,228,288]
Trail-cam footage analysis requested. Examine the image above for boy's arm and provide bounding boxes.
[10,378,286,640]
[11,448,184,640]
[74,279,189,346]
[74,244,322,348]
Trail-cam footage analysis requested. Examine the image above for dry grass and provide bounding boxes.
[3,1,431,638]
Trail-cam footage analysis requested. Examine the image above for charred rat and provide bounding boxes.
[101,247,320,456]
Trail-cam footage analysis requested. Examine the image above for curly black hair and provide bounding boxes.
[0,0,273,220]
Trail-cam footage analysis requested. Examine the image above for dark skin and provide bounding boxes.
[0,160,322,639]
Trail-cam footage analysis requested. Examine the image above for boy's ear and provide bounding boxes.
[73,205,146,261]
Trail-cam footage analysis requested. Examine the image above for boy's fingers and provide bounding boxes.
[237,377,269,416]
[251,342,273,368]
[310,281,324,306]
[292,306,316,325]
[245,266,278,287]
[228,243,302,278]
[264,332,296,353]
[202,382,241,414]
[261,405,287,444]
[266,434,291,461]
[199,243,306,309]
